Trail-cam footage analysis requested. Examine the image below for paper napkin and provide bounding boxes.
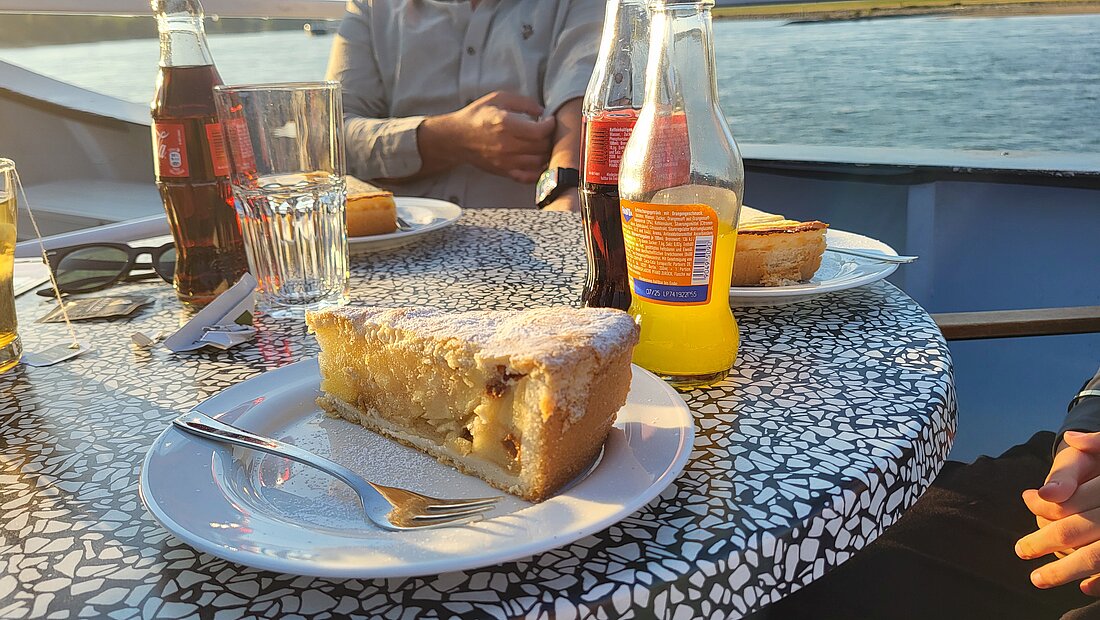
[162,273,258,353]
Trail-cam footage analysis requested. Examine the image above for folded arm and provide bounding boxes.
[541,98,583,212]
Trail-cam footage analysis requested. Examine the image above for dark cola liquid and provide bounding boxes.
[152,64,247,306]
[580,181,631,311]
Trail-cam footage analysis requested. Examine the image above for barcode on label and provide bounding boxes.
[205,123,230,176]
[691,235,713,285]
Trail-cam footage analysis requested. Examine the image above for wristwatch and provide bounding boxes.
[1069,370,1100,410]
[535,167,580,209]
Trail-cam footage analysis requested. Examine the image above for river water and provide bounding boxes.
[2,14,1098,153]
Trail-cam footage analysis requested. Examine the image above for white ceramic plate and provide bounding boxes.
[139,359,694,578]
[348,197,462,252]
[728,229,900,307]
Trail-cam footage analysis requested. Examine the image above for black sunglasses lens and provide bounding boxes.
[155,246,176,282]
[55,246,129,292]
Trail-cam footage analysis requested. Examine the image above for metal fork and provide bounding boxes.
[172,411,500,531]
[825,246,919,264]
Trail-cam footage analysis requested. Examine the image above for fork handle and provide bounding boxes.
[173,411,373,499]
[825,246,918,264]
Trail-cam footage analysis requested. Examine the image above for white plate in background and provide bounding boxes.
[728,229,900,307]
[348,197,462,253]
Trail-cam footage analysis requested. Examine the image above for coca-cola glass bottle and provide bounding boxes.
[579,0,648,311]
[151,0,247,306]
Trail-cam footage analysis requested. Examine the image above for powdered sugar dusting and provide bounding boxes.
[310,306,639,368]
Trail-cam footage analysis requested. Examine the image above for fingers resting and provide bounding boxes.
[1081,574,1100,596]
[1038,443,1095,503]
[1028,539,1100,589]
[503,112,555,140]
[480,91,544,117]
[1017,507,1100,561]
[1026,475,1100,521]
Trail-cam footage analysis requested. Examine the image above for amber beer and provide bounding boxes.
[0,159,22,374]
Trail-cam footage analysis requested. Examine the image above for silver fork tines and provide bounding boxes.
[172,411,501,531]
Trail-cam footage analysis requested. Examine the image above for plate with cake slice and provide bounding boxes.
[729,206,900,306]
[345,180,462,253]
[140,307,694,578]
[347,194,459,250]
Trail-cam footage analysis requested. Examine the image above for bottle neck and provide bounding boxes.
[644,2,720,115]
[585,0,649,113]
[155,0,215,68]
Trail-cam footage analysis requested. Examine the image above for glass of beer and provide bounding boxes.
[0,159,23,373]
[213,81,349,319]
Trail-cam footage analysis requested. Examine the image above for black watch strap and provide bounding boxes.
[536,167,580,209]
[557,167,579,189]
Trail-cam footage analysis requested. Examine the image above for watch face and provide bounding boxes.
[535,168,558,205]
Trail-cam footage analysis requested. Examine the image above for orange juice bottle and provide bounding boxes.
[618,0,744,389]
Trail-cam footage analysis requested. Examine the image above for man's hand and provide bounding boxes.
[542,191,579,213]
[418,92,555,183]
[1016,431,1100,594]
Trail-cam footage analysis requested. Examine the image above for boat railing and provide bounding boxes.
[934,307,1100,340]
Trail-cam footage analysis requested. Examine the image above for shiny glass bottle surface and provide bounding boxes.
[618,0,745,389]
[151,0,247,307]
[579,0,649,312]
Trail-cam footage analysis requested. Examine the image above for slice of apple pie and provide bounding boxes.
[305,306,639,502]
[732,205,829,286]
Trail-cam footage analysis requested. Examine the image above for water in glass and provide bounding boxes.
[234,172,349,317]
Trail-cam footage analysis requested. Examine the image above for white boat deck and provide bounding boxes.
[19,178,161,235]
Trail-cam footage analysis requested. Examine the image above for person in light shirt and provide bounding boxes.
[325,0,602,212]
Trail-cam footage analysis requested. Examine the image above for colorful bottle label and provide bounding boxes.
[205,122,231,176]
[223,117,257,175]
[153,122,189,178]
[621,199,717,306]
[583,109,638,185]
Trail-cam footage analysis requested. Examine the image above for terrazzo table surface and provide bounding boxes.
[0,209,955,619]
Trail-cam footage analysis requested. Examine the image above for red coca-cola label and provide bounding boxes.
[583,109,638,185]
[223,117,257,175]
[153,122,189,178]
[205,122,231,176]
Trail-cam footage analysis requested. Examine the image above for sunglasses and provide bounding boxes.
[37,242,176,296]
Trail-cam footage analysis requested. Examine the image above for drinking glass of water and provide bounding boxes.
[213,81,349,318]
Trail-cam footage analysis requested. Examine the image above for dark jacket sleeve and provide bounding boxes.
[1056,364,1100,448]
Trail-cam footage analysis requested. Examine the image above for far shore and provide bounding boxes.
[713,0,1100,21]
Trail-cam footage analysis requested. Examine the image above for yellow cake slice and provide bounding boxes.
[345,176,397,237]
[732,205,829,286]
[305,306,640,502]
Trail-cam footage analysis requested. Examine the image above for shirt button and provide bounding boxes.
[466,46,476,56]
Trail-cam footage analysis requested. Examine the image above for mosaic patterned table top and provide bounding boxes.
[0,209,956,619]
